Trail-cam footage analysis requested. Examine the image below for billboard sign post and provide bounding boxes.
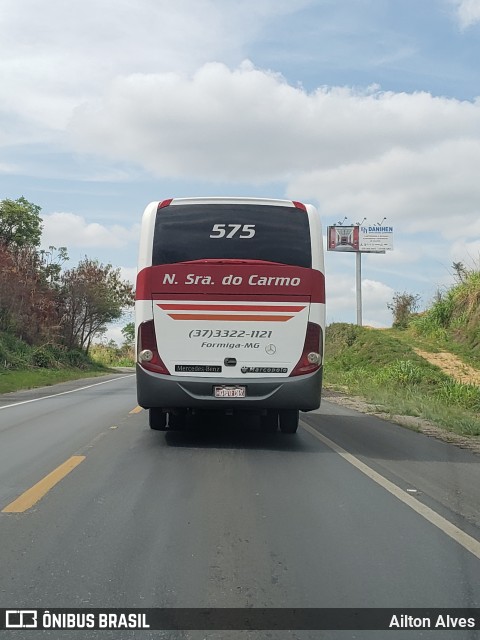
[327,222,394,326]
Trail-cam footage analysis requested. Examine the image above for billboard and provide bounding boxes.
[328,225,393,253]
[359,225,393,252]
[327,226,359,252]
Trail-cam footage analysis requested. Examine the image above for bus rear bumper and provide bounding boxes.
[136,365,322,412]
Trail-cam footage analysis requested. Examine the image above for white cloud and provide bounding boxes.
[362,279,395,327]
[70,63,480,178]
[66,62,480,237]
[41,212,140,249]
[0,0,226,132]
[324,271,393,327]
[451,0,480,28]
[291,138,480,232]
[0,0,313,139]
[326,274,356,318]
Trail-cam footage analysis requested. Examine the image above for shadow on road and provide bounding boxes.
[162,412,323,453]
[144,402,480,464]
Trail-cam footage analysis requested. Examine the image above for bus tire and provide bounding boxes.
[149,408,167,430]
[261,410,278,433]
[279,409,299,434]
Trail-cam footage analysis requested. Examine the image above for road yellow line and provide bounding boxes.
[129,406,143,414]
[302,422,480,561]
[2,456,86,513]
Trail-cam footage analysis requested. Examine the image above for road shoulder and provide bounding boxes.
[322,387,480,455]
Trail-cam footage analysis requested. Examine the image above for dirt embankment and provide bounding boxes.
[413,348,480,386]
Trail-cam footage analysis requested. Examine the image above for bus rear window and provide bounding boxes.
[152,204,312,268]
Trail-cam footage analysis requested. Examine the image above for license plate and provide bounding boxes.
[214,386,246,398]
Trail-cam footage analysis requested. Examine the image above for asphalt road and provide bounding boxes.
[0,374,479,640]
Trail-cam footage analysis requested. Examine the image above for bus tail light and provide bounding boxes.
[137,320,170,375]
[157,199,173,210]
[290,322,323,376]
[292,200,307,211]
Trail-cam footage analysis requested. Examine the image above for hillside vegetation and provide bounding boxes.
[0,196,135,394]
[0,330,135,394]
[0,331,110,393]
[325,264,480,437]
[410,264,480,359]
[325,324,480,437]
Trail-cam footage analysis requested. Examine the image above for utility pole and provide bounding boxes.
[356,251,362,326]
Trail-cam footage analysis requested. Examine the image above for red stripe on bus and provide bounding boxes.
[158,304,305,312]
[136,265,325,303]
[167,314,294,322]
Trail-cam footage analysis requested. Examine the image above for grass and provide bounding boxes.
[0,367,111,395]
[408,265,480,363]
[0,331,118,394]
[324,323,480,437]
[401,321,480,368]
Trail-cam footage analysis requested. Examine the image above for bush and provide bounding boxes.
[411,267,480,355]
[410,314,448,340]
[65,349,90,368]
[434,380,480,411]
[32,346,56,368]
[89,342,134,367]
[0,332,32,369]
[374,360,423,386]
[341,366,370,387]
[325,323,360,354]
[387,292,421,329]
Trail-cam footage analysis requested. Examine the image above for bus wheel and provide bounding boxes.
[149,408,167,430]
[279,410,299,434]
[261,410,278,433]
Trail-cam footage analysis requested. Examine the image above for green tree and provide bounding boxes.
[121,321,135,347]
[0,197,43,248]
[0,198,61,343]
[60,258,134,353]
[0,243,60,343]
[387,291,421,329]
[39,245,69,286]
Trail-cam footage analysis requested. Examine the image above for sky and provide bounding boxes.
[1,0,480,343]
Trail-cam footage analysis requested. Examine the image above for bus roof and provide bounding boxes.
[155,197,307,209]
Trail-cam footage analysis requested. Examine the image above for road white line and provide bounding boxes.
[301,421,480,561]
[0,375,135,411]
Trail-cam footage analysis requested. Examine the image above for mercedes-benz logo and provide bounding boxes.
[265,344,276,355]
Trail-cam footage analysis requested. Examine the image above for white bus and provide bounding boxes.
[135,197,325,433]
